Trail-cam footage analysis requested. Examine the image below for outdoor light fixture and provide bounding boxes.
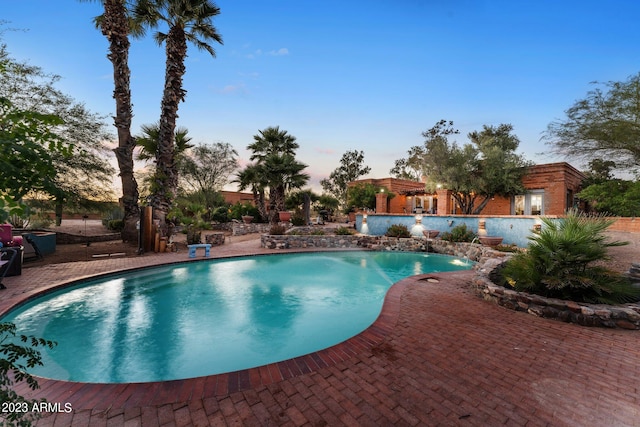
[478,219,486,230]
[363,213,367,224]
[533,218,542,233]
[415,214,422,224]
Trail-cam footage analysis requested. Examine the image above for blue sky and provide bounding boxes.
[3,0,639,192]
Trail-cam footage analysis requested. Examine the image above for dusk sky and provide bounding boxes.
[3,0,639,192]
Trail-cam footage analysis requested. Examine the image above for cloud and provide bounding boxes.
[267,48,289,56]
[245,47,289,59]
[218,83,248,95]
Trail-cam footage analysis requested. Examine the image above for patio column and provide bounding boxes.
[436,189,452,215]
[376,192,389,213]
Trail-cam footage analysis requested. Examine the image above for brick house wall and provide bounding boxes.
[351,162,585,216]
[220,191,255,206]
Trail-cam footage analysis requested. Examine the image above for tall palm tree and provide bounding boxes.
[84,0,140,242]
[134,0,223,229]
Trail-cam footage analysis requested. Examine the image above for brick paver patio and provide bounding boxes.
[1,237,639,426]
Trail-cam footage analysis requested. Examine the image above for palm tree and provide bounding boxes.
[244,127,309,223]
[235,164,268,222]
[262,154,309,222]
[135,123,194,202]
[133,0,223,229]
[84,0,140,242]
[248,126,300,162]
[136,123,194,163]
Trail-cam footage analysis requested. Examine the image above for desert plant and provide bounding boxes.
[334,226,354,236]
[228,202,262,222]
[385,224,411,238]
[211,206,229,223]
[107,219,125,232]
[500,210,640,304]
[291,214,306,226]
[440,223,477,242]
[269,224,287,235]
[0,322,57,427]
[101,208,124,227]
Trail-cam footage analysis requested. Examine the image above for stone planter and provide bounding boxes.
[479,236,503,247]
[241,215,254,224]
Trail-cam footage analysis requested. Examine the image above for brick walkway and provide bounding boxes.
[2,237,639,426]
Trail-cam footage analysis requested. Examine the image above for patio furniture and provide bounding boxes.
[188,243,211,258]
[0,246,18,289]
[0,224,24,276]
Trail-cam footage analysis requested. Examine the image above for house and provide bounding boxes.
[349,162,585,216]
[220,190,255,206]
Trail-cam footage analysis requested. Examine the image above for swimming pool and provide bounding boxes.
[2,251,471,383]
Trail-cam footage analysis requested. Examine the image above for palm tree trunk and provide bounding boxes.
[102,0,140,242]
[151,26,188,231]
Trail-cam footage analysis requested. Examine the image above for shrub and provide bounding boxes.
[385,224,411,238]
[334,226,354,236]
[310,230,325,235]
[107,219,125,232]
[499,210,640,304]
[291,215,306,226]
[269,224,287,235]
[101,208,123,227]
[228,202,262,222]
[441,224,477,242]
[211,206,229,223]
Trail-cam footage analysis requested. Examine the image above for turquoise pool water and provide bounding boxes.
[2,251,471,383]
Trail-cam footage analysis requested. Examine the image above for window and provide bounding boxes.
[512,191,544,215]
[514,195,525,215]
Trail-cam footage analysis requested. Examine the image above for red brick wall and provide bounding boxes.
[480,196,511,215]
[609,218,640,232]
[221,191,255,205]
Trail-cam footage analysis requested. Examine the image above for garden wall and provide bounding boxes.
[609,217,640,233]
[357,214,640,246]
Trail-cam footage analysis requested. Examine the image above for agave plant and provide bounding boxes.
[501,209,640,304]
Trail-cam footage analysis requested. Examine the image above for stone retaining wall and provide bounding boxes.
[205,232,225,246]
[233,223,292,236]
[473,257,640,330]
[55,232,121,244]
[260,234,504,262]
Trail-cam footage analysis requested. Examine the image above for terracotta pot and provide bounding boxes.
[241,215,254,224]
[422,230,440,239]
[278,211,292,222]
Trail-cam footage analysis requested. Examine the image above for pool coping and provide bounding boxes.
[6,251,472,410]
